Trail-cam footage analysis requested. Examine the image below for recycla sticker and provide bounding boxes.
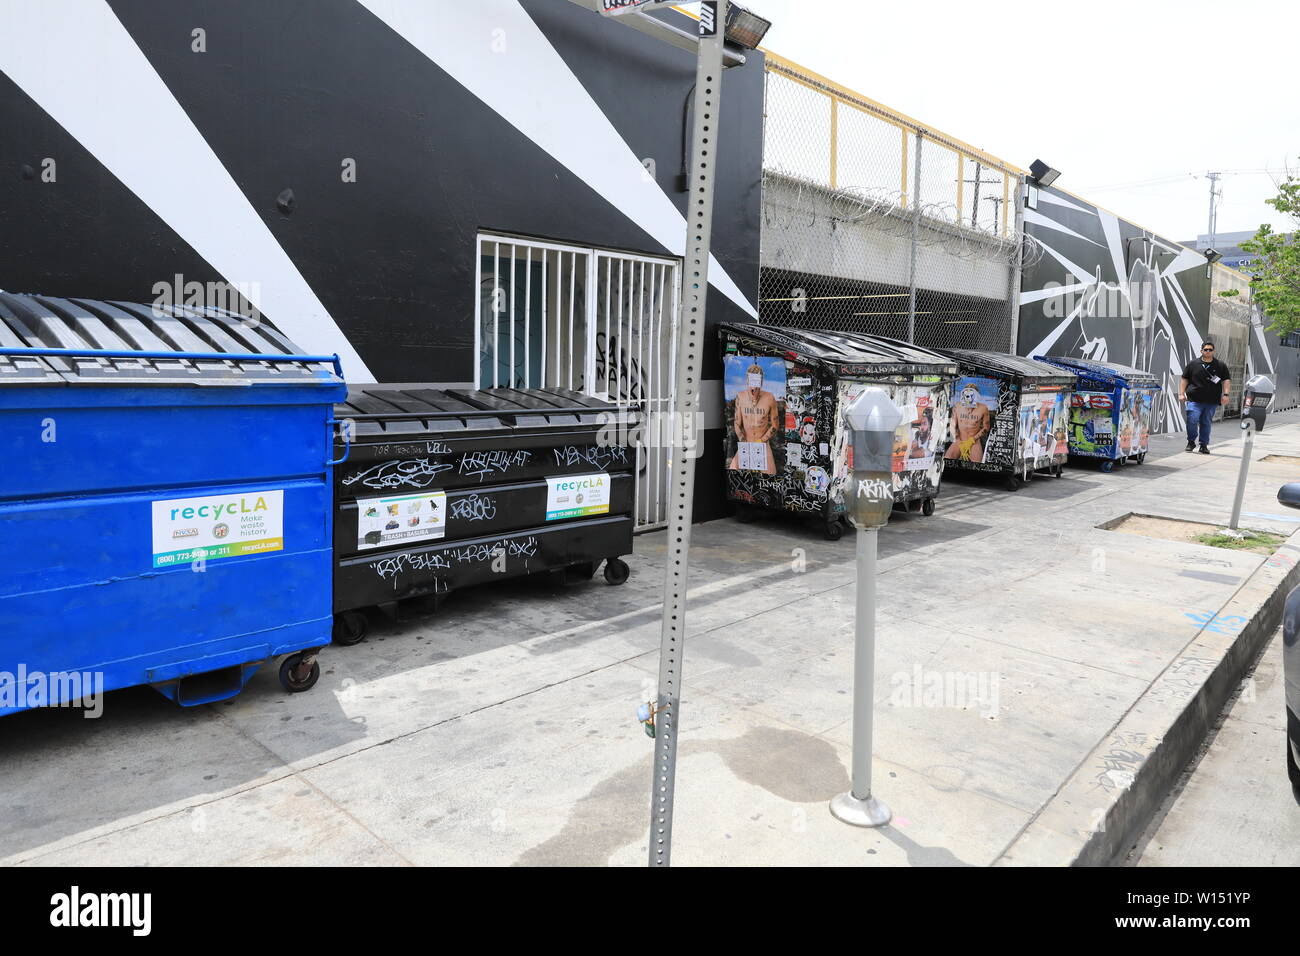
[545,473,610,521]
[151,490,284,567]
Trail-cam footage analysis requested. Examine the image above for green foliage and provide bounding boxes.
[1194,529,1285,552]
[1217,288,1241,298]
[1240,174,1300,333]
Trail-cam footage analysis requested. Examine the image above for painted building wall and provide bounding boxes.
[0,0,766,520]
[1017,187,1211,434]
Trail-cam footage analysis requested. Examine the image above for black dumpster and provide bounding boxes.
[331,385,635,644]
[717,323,959,539]
[941,350,1077,491]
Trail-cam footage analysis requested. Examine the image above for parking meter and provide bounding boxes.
[1243,374,1274,431]
[842,387,903,531]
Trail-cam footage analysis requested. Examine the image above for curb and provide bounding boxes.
[994,525,1300,867]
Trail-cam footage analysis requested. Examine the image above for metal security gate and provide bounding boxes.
[476,233,679,531]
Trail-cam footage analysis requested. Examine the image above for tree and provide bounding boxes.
[1234,173,1300,333]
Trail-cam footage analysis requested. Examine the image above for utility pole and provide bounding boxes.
[1206,171,1221,249]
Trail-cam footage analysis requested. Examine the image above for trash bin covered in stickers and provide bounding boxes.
[940,350,1077,491]
[1032,355,1161,473]
[717,324,958,539]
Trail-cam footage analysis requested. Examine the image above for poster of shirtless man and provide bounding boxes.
[945,380,994,463]
[725,356,786,475]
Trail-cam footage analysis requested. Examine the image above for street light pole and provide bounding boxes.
[647,0,728,868]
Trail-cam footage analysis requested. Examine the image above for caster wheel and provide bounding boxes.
[603,557,630,586]
[734,502,757,524]
[1004,476,1022,492]
[279,652,320,694]
[824,520,845,541]
[921,498,936,516]
[1137,453,1146,465]
[1100,460,1115,474]
[332,610,368,647]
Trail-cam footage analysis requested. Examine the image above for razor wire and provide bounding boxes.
[758,57,1034,352]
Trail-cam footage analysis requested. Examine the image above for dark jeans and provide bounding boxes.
[1186,400,1215,446]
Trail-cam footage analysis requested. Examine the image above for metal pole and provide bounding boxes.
[1007,174,1026,354]
[830,528,891,827]
[648,0,726,868]
[907,131,923,344]
[1229,420,1254,530]
[1206,171,1221,251]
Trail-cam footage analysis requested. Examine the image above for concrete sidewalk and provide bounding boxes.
[3,415,1300,866]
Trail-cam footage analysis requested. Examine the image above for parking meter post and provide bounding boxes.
[830,387,901,828]
[1229,419,1254,531]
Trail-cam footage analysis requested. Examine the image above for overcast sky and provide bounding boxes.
[747,0,1295,242]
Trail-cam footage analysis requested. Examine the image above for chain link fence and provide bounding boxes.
[758,53,1038,351]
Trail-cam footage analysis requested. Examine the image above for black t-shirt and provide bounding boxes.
[1182,358,1231,403]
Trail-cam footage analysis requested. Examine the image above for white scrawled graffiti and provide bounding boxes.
[448,493,498,522]
[371,550,451,583]
[458,449,533,481]
[856,478,892,501]
[450,536,539,564]
[343,458,454,490]
[553,444,628,470]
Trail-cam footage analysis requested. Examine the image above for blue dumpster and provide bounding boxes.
[0,293,347,715]
[1032,355,1160,473]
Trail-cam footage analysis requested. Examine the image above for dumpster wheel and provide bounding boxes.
[922,498,936,517]
[332,610,368,647]
[824,519,845,541]
[1004,476,1022,493]
[1100,460,1115,474]
[279,652,320,693]
[603,557,631,586]
[1136,452,1147,465]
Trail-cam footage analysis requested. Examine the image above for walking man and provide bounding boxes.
[1179,341,1231,454]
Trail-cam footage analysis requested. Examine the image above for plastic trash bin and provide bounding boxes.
[330,385,635,645]
[717,323,958,539]
[0,292,347,715]
[1032,355,1160,472]
[941,350,1077,491]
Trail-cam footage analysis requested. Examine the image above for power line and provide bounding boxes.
[1079,168,1275,193]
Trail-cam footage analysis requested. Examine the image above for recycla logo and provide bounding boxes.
[554,477,605,493]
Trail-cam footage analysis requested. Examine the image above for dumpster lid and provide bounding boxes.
[1032,354,1160,387]
[335,385,631,439]
[946,349,1077,387]
[0,292,343,386]
[718,323,958,376]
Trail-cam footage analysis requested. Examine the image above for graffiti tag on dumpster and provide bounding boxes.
[553,444,629,470]
[450,536,539,564]
[449,494,498,522]
[371,550,452,585]
[342,458,453,490]
[458,449,533,481]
